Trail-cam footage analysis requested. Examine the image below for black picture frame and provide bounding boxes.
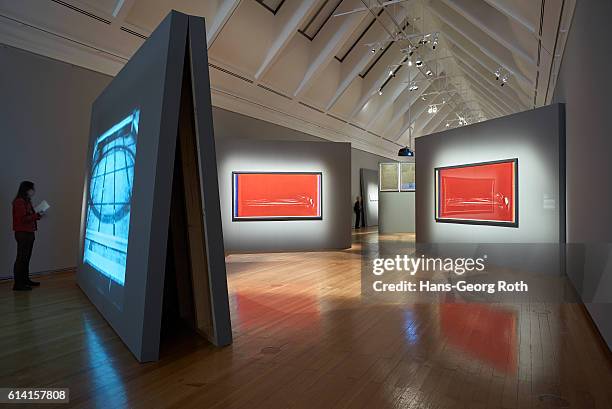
[434,158,519,227]
[231,171,323,222]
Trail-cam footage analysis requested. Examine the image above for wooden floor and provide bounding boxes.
[1,229,611,409]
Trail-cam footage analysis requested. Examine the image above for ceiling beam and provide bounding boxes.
[457,68,515,115]
[110,0,137,25]
[482,0,536,34]
[415,97,458,136]
[396,93,456,140]
[293,0,367,98]
[439,0,536,66]
[255,0,319,81]
[427,108,457,134]
[382,79,439,135]
[326,11,411,111]
[445,38,531,105]
[364,62,421,128]
[431,110,455,133]
[427,4,534,87]
[207,0,243,49]
[455,62,517,113]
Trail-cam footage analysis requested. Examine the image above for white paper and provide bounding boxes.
[34,200,50,213]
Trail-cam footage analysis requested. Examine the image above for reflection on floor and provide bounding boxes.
[1,228,611,408]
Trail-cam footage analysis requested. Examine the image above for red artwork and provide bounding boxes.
[233,172,322,220]
[435,159,517,226]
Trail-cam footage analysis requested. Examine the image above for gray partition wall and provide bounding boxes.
[216,138,351,252]
[379,192,415,234]
[415,104,565,271]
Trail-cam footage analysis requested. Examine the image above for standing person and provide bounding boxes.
[12,181,43,291]
[353,196,362,229]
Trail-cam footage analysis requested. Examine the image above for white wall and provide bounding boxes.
[0,45,111,278]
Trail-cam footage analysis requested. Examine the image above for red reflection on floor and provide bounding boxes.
[437,160,516,223]
[440,303,517,373]
[233,173,321,219]
[233,292,321,331]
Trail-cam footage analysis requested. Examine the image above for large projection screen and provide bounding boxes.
[77,12,231,362]
[435,159,518,227]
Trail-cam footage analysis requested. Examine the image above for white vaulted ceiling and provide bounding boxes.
[0,0,575,159]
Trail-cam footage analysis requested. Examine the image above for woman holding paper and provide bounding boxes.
[12,181,44,291]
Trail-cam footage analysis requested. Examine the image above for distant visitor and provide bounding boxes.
[12,181,45,291]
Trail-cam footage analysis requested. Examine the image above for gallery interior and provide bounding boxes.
[1,0,611,408]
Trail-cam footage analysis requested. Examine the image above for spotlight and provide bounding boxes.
[442,99,446,104]
[407,60,413,67]
[398,146,414,157]
[446,123,450,127]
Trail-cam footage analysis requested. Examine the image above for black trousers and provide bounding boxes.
[355,211,361,229]
[14,232,35,286]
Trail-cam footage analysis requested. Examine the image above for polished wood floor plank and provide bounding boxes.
[1,228,611,409]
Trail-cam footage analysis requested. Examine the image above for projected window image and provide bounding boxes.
[83,109,140,285]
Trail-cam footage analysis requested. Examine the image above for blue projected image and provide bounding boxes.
[83,109,140,286]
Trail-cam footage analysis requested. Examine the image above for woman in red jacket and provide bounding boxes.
[12,181,44,291]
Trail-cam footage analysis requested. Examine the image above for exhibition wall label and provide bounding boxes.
[232,172,322,221]
[435,159,518,227]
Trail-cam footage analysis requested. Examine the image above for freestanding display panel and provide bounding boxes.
[77,11,232,362]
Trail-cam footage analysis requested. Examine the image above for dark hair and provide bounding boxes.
[15,181,35,201]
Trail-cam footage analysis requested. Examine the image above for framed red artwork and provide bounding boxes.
[435,159,518,227]
[232,172,322,221]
